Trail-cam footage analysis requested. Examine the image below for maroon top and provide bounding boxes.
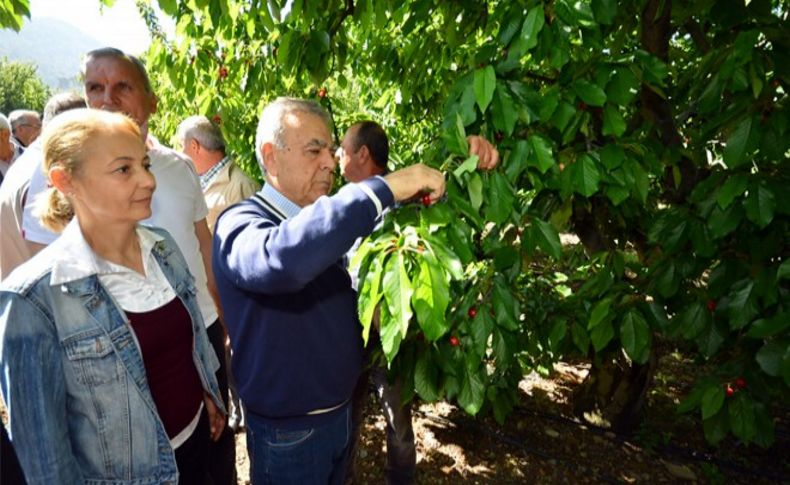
[126,298,204,439]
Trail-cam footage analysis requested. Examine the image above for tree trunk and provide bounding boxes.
[572,348,657,432]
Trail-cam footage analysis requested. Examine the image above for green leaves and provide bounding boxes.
[474,65,497,114]
[573,80,607,107]
[450,112,470,156]
[453,155,479,180]
[755,340,789,379]
[602,104,626,136]
[723,117,757,168]
[382,251,413,359]
[620,310,650,364]
[412,251,451,341]
[588,298,615,352]
[716,174,748,209]
[458,368,486,416]
[606,68,639,106]
[484,171,515,224]
[520,5,545,51]
[528,134,555,173]
[591,0,618,25]
[358,254,384,345]
[492,277,519,332]
[467,172,484,211]
[531,218,562,259]
[414,350,441,401]
[728,393,756,443]
[568,155,601,197]
[747,313,790,339]
[744,181,776,228]
[701,385,725,420]
[672,302,711,340]
[491,83,518,135]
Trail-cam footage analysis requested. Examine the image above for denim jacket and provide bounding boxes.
[0,226,223,485]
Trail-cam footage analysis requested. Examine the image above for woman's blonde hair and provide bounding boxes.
[35,109,141,232]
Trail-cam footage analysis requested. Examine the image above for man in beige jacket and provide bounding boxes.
[176,115,260,232]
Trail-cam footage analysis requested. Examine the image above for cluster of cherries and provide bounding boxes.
[447,307,478,347]
[724,377,747,397]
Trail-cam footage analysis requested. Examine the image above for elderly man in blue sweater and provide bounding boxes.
[212,97,445,484]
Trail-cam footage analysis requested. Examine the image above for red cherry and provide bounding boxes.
[706,299,717,312]
[211,114,222,125]
[421,194,431,207]
[735,377,746,389]
[318,87,327,98]
[494,131,504,142]
[449,336,460,347]
[725,385,735,397]
[577,102,587,111]
[468,307,477,318]
[218,66,228,79]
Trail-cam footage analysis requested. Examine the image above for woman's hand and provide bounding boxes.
[203,393,226,441]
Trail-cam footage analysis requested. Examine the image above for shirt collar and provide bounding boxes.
[258,182,302,219]
[49,219,165,286]
[199,156,231,191]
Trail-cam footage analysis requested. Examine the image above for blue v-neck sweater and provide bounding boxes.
[212,177,393,428]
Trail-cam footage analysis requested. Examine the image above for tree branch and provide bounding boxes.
[640,0,706,203]
[683,19,710,54]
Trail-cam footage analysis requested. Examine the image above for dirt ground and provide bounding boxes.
[2,347,786,483]
[232,350,789,484]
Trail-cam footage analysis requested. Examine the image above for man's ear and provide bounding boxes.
[357,145,371,166]
[188,138,201,154]
[49,166,74,196]
[261,142,277,176]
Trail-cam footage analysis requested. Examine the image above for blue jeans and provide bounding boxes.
[246,405,352,485]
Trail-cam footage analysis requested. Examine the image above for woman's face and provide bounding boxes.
[67,125,156,227]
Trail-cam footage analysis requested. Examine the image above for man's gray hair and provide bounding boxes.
[43,92,87,126]
[80,47,154,94]
[9,110,40,132]
[254,97,331,173]
[0,113,10,132]
[176,115,226,153]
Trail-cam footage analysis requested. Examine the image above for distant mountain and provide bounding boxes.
[0,17,105,90]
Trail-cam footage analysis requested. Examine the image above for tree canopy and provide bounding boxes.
[0,57,51,114]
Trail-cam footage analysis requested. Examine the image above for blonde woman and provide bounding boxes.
[0,109,225,484]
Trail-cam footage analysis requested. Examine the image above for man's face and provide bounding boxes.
[265,112,336,207]
[338,125,367,183]
[0,129,12,162]
[14,115,41,147]
[83,56,157,130]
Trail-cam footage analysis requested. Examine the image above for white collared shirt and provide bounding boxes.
[50,220,177,313]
